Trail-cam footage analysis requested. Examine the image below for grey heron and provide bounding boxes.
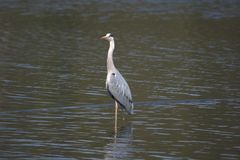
[101,33,134,133]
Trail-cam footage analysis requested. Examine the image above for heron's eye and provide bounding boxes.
[110,33,114,37]
[112,73,115,76]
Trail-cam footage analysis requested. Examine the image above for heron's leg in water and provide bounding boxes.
[114,101,118,134]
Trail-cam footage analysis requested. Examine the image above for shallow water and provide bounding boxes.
[0,1,240,159]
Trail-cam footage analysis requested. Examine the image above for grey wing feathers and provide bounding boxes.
[106,71,134,114]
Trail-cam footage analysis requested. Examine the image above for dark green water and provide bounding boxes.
[0,1,240,159]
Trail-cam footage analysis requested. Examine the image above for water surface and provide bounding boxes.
[0,1,240,159]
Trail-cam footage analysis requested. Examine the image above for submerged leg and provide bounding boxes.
[114,101,118,134]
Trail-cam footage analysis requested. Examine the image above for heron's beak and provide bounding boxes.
[100,35,107,40]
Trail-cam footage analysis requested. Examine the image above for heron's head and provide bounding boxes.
[100,33,114,41]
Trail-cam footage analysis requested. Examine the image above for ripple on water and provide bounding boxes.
[0,99,239,159]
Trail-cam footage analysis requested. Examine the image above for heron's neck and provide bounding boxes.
[107,40,115,71]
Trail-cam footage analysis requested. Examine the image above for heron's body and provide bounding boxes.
[106,69,133,115]
[101,33,134,132]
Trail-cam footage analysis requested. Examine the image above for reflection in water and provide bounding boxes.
[104,123,133,160]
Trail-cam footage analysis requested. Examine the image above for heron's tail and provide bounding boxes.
[119,100,134,115]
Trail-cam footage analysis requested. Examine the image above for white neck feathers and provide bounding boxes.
[107,39,115,71]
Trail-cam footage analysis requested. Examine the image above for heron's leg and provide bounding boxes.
[120,108,126,120]
[114,101,118,134]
